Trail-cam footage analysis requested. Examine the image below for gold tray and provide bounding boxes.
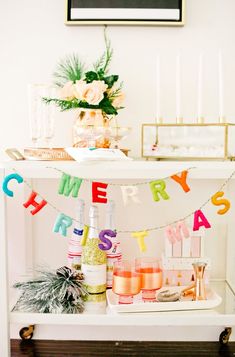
[23,148,74,161]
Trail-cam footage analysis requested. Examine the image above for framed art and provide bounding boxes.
[65,0,185,26]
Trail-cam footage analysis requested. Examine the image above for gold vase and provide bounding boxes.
[72,108,111,148]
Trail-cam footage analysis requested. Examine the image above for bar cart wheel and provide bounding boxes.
[219,327,232,345]
[19,325,35,340]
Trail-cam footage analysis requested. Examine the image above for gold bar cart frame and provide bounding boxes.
[141,123,235,161]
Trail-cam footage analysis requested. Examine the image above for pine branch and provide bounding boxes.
[42,97,80,111]
[93,27,113,77]
[53,54,85,87]
[13,267,88,314]
[108,82,123,100]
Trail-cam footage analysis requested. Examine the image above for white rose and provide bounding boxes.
[73,80,87,101]
[74,80,108,105]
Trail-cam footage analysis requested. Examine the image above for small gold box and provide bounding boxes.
[142,123,235,161]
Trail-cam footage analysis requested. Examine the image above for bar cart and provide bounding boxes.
[1,160,235,357]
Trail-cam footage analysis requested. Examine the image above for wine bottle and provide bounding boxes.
[67,199,85,270]
[105,200,122,288]
[81,205,107,294]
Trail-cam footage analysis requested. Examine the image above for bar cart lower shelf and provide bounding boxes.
[2,161,235,356]
[11,281,234,343]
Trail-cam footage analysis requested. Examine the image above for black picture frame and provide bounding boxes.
[65,0,185,26]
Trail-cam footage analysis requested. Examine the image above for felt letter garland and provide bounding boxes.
[53,213,73,237]
[131,231,148,252]
[171,170,190,193]
[3,167,235,238]
[92,182,108,203]
[2,173,23,197]
[149,180,170,202]
[193,210,211,231]
[98,229,116,251]
[121,186,141,205]
[211,191,231,215]
[23,191,47,215]
[58,173,83,198]
[165,220,190,244]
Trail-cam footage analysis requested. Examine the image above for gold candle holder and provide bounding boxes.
[156,117,163,124]
[219,116,226,124]
[197,117,205,124]
[176,117,183,124]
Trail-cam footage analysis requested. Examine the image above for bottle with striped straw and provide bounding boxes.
[67,199,85,270]
[105,200,122,288]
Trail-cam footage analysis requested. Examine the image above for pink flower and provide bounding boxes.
[59,81,75,100]
[74,80,108,105]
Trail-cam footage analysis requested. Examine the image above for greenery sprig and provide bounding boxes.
[43,94,118,115]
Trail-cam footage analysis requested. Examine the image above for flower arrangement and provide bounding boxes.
[43,31,124,118]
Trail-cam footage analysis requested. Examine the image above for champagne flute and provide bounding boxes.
[28,84,43,147]
[42,85,57,148]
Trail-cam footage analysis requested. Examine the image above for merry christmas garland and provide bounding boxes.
[1,167,234,252]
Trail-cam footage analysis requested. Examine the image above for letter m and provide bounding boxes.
[58,174,82,198]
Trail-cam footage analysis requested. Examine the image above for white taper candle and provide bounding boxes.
[197,53,203,122]
[176,54,181,123]
[218,51,224,122]
[156,55,161,123]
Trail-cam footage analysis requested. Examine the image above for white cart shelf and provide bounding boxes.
[3,160,235,179]
[1,160,235,356]
[9,281,235,326]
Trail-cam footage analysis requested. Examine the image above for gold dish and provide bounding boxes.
[23,148,74,161]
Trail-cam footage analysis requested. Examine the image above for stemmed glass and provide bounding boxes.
[28,84,56,148]
[42,85,57,148]
[112,260,141,304]
[108,127,131,149]
[28,84,43,147]
[135,257,163,301]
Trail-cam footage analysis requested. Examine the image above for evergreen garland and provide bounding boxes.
[13,266,88,314]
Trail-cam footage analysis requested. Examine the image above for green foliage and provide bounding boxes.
[85,71,98,83]
[13,266,88,314]
[99,94,117,115]
[103,75,119,88]
[43,93,118,115]
[53,54,85,87]
[43,97,80,111]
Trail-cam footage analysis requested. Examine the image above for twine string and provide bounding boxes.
[12,167,235,234]
[46,166,197,186]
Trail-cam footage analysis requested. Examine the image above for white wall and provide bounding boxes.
[1,0,235,158]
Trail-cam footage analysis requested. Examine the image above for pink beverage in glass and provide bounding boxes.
[135,257,163,301]
[112,261,141,304]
